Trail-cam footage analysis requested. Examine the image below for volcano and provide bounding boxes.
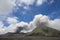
[27,25,60,37]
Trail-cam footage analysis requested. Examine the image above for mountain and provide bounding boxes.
[0,25,60,37]
[26,25,60,37]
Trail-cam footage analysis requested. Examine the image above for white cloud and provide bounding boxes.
[6,24,18,33]
[0,0,59,35]
[48,19,60,31]
[0,21,4,28]
[0,14,60,35]
[17,0,47,6]
[0,0,16,20]
[31,14,60,31]
[32,14,49,26]
[36,0,47,6]
[0,0,54,20]
[5,21,28,33]
[0,21,7,35]
[14,0,48,15]
[15,0,35,11]
[20,14,60,33]
[7,17,18,24]
[18,0,35,6]
[16,22,28,27]
[17,22,29,33]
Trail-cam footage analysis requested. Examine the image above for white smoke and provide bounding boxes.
[0,14,60,35]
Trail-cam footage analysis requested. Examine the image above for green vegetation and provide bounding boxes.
[27,26,60,37]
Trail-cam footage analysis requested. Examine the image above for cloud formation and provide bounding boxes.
[0,0,47,21]
[0,0,59,35]
[0,0,53,21]
[36,0,47,6]
[17,0,47,6]
[0,0,16,20]
[0,14,60,35]
[0,21,7,35]
[0,0,54,21]
[7,17,18,24]
[48,19,60,31]
[15,0,47,11]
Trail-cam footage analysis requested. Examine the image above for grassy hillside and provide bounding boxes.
[27,26,60,37]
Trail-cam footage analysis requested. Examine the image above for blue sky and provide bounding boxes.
[12,0,60,22]
[0,0,60,34]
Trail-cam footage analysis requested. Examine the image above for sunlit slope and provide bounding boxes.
[27,26,60,37]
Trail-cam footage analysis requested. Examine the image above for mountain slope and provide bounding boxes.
[27,25,60,37]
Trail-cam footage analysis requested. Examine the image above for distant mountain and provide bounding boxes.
[0,26,60,37]
[0,27,25,37]
[27,25,60,37]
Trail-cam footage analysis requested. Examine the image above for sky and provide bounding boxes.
[0,0,60,34]
[11,0,60,22]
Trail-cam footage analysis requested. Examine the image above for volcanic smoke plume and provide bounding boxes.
[0,14,60,35]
